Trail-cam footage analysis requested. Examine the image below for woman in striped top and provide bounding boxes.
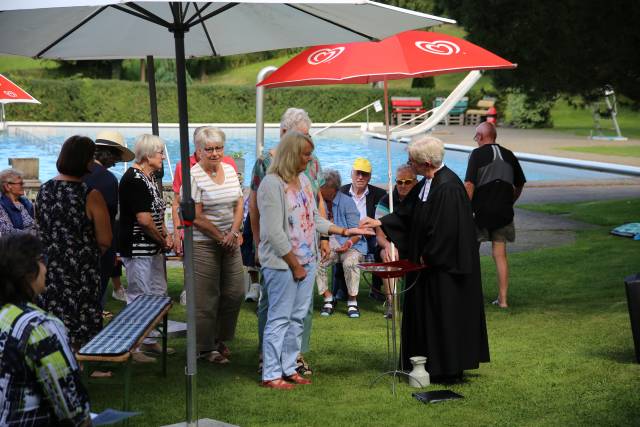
[190,127,245,363]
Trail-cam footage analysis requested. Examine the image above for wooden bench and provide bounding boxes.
[391,96,427,125]
[465,98,496,126]
[433,96,468,125]
[77,295,172,415]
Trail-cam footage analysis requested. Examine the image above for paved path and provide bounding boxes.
[479,183,639,256]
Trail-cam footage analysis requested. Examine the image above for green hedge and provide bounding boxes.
[4,77,454,123]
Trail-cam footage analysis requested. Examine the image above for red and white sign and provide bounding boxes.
[0,74,40,104]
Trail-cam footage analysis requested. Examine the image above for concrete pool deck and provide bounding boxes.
[428,125,640,167]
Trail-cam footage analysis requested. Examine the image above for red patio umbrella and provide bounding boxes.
[0,74,40,129]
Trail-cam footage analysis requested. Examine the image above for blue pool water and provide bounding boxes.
[0,125,626,185]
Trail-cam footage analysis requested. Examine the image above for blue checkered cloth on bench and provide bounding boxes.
[79,295,171,357]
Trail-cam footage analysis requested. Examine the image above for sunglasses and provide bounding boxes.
[396,179,414,185]
[354,170,371,177]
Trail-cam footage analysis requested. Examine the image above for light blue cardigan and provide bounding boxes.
[257,173,332,270]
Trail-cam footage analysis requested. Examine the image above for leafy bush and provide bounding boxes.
[502,89,555,128]
[3,77,453,123]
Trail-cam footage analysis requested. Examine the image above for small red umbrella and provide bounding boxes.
[259,30,516,212]
[0,73,40,129]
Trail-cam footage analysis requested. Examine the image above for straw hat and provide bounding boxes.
[95,130,134,162]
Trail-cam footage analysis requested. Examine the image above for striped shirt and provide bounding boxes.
[119,167,166,257]
[190,162,243,242]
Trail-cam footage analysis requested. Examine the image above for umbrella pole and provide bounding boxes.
[383,78,403,393]
[147,55,164,194]
[173,26,198,427]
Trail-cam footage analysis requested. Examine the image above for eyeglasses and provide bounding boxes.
[354,170,371,177]
[155,150,165,156]
[396,179,414,186]
[203,146,224,154]
[7,181,24,186]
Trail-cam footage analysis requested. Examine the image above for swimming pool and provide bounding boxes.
[0,124,627,186]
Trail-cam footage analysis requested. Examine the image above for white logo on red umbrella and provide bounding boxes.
[3,90,18,98]
[415,40,461,56]
[307,47,345,65]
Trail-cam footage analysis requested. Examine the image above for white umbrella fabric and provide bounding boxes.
[0,2,453,424]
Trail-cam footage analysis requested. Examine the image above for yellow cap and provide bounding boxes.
[352,157,372,173]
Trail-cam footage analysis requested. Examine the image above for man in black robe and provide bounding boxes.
[361,136,489,380]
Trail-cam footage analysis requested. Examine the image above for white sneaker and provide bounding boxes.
[180,290,187,306]
[245,283,261,302]
[112,287,126,302]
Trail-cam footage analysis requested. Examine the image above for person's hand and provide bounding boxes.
[358,217,381,229]
[292,264,307,281]
[346,227,375,237]
[221,231,235,249]
[320,239,330,261]
[163,234,174,252]
[234,234,244,249]
[381,245,396,263]
[172,232,183,255]
[335,240,353,254]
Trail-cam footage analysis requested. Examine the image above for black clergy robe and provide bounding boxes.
[380,166,489,377]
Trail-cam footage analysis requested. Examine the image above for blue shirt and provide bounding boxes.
[328,191,367,254]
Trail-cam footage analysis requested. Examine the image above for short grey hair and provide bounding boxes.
[0,168,22,190]
[193,126,207,142]
[408,136,445,168]
[396,163,416,178]
[133,134,164,163]
[321,169,342,190]
[194,127,225,150]
[280,108,312,132]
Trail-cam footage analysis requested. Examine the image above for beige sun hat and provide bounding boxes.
[95,130,135,162]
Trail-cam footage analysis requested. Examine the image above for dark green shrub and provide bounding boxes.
[502,89,554,128]
[3,77,457,123]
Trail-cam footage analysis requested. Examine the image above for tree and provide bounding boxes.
[435,0,640,104]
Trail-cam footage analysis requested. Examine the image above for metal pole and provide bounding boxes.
[255,66,278,158]
[173,26,198,427]
[147,55,160,137]
[0,104,6,132]
[147,55,164,193]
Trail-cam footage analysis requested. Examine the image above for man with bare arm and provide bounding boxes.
[464,122,526,308]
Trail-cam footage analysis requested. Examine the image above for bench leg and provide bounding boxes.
[162,313,168,378]
[123,358,132,415]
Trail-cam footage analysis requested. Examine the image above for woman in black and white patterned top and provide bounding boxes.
[118,134,174,360]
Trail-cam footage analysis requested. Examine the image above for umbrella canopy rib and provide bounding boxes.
[184,2,214,26]
[192,3,218,56]
[125,2,173,27]
[285,4,376,41]
[186,3,239,28]
[110,4,171,27]
[35,6,109,58]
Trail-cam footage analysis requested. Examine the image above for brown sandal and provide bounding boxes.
[261,378,295,390]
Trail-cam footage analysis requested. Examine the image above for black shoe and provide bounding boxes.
[320,300,334,316]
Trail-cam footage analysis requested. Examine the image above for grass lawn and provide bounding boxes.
[91,198,640,426]
[558,145,640,158]
[551,100,640,140]
[0,55,59,72]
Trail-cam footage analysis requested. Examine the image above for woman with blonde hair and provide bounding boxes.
[189,127,244,363]
[257,131,374,389]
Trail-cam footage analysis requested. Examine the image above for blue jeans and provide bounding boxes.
[261,263,316,381]
[258,274,314,354]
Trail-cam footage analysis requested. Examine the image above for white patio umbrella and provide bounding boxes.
[0,2,453,424]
